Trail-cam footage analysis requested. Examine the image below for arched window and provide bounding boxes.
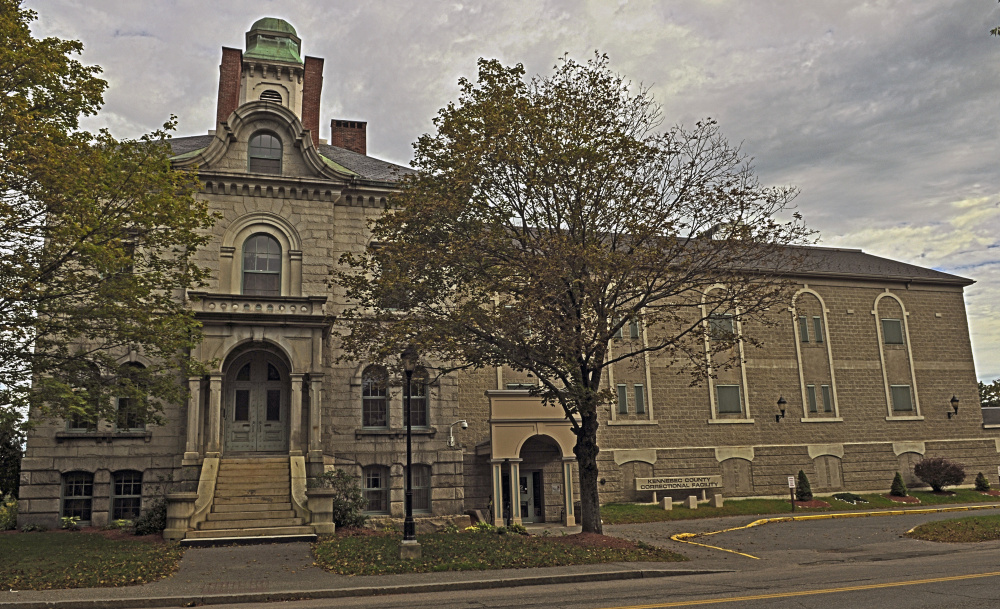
[116,362,146,431]
[112,470,143,520]
[62,471,94,524]
[242,233,281,296]
[248,131,282,174]
[259,89,282,103]
[408,367,429,428]
[362,465,390,514]
[362,365,388,428]
[412,464,431,513]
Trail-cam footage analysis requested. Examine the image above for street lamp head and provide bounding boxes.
[401,345,418,373]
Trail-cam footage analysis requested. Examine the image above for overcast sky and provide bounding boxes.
[26,0,1000,381]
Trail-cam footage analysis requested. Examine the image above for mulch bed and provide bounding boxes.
[792,500,831,509]
[0,527,163,543]
[545,532,638,550]
[885,494,921,503]
[981,490,1000,497]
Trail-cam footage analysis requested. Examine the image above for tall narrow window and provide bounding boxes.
[628,319,641,339]
[362,465,389,514]
[362,365,388,428]
[821,385,833,413]
[116,362,146,431]
[882,319,904,345]
[710,314,735,341]
[799,316,810,342]
[813,317,824,343]
[248,131,282,174]
[409,368,429,427]
[112,470,143,520]
[891,385,913,411]
[242,234,281,296]
[806,385,818,413]
[617,384,629,414]
[62,472,94,524]
[716,385,742,414]
[634,384,646,415]
[412,464,431,513]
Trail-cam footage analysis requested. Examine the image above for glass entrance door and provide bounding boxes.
[519,471,543,523]
[225,353,289,453]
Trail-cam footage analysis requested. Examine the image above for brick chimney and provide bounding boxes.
[301,56,324,146]
[330,119,367,155]
[215,47,242,128]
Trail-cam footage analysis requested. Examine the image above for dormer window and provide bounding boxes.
[248,131,282,174]
[259,89,282,103]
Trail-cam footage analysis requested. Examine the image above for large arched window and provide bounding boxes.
[362,365,388,428]
[248,131,282,174]
[242,233,281,296]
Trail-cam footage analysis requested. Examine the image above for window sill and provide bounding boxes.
[607,420,658,426]
[707,419,755,424]
[355,428,437,439]
[799,417,843,423]
[885,415,924,421]
[55,431,152,443]
[983,424,1000,429]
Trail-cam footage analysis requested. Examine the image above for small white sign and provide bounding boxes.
[788,476,796,488]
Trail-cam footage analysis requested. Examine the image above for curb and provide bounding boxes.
[0,568,726,609]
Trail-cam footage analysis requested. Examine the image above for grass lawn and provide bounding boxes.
[906,515,1000,543]
[601,489,1000,524]
[0,530,183,590]
[313,530,685,575]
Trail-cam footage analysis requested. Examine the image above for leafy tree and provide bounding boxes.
[0,0,214,424]
[890,472,908,497]
[914,457,965,493]
[979,379,1000,408]
[0,410,23,498]
[795,470,813,502]
[338,54,809,533]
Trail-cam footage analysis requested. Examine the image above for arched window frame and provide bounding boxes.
[220,213,302,297]
[873,292,921,420]
[241,233,282,296]
[362,365,389,428]
[701,285,751,423]
[790,288,841,422]
[247,130,283,174]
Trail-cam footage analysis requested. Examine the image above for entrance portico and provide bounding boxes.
[484,390,578,526]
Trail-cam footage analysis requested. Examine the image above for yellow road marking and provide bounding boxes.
[601,570,1000,608]
[669,503,1000,560]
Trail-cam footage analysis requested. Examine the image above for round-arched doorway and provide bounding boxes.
[224,351,290,453]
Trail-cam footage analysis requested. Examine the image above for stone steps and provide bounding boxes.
[199,517,305,530]
[211,502,294,513]
[186,525,315,539]
[205,509,297,521]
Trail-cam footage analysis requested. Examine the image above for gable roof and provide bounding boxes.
[789,245,972,286]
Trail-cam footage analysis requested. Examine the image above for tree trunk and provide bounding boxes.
[574,408,602,534]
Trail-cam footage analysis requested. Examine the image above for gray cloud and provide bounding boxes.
[26,0,1000,378]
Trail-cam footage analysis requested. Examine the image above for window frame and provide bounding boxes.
[361,366,389,428]
[890,384,914,412]
[61,471,94,524]
[617,384,629,414]
[411,464,431,514]
[634,384,646,415]
[806,384,818,413]
[408,368,429,428]
[112,470,143,521]
[882,319,905,345]
[362,465,390,514]
[241,233,282,296]
[716,385,742,414]
[247,131,283,175]
[798,315,810,342]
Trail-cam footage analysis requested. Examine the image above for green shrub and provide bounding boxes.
[975,472,991,492]
[795,470,813,501]
[0,494,17,530]
[310,469,368,528]
[132,499,167,535]
[914,457,965,493]
[890,472,908,497]
[20,522,47,532]
[60,516,80,530]
[832,492,867,504]
[465,520,497,533]
[103,519,133,531]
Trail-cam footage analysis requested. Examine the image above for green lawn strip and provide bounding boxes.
[601,489,1000,524]
[0,532,183,590]
[313,531,685,576]
[906,515,1000,543]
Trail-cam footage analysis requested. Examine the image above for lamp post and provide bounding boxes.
[400,346,421,558]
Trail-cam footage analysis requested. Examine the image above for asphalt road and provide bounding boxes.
[126,507,1000,609]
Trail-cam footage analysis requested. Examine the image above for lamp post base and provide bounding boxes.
[399,539,422,559]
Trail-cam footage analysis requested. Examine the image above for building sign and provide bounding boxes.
[635,476,722,491]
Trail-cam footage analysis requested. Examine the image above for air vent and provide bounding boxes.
[259,89,282,103]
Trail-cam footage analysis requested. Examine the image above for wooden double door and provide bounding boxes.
[224,353,289,453]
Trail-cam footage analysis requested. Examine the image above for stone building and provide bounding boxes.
[17,18,999,538]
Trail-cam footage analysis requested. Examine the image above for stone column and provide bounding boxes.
[509,459,522,525]
[205,375,223,458]
[562,458,576,526]
[183,377,202,464]
[490,460,504,526]
[308,375,324,461]
[289,373,304,456]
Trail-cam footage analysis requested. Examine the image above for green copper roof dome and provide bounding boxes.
[245,18,302,64]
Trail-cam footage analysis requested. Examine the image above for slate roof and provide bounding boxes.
[788,245,972,286]
[167,135,414,183]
